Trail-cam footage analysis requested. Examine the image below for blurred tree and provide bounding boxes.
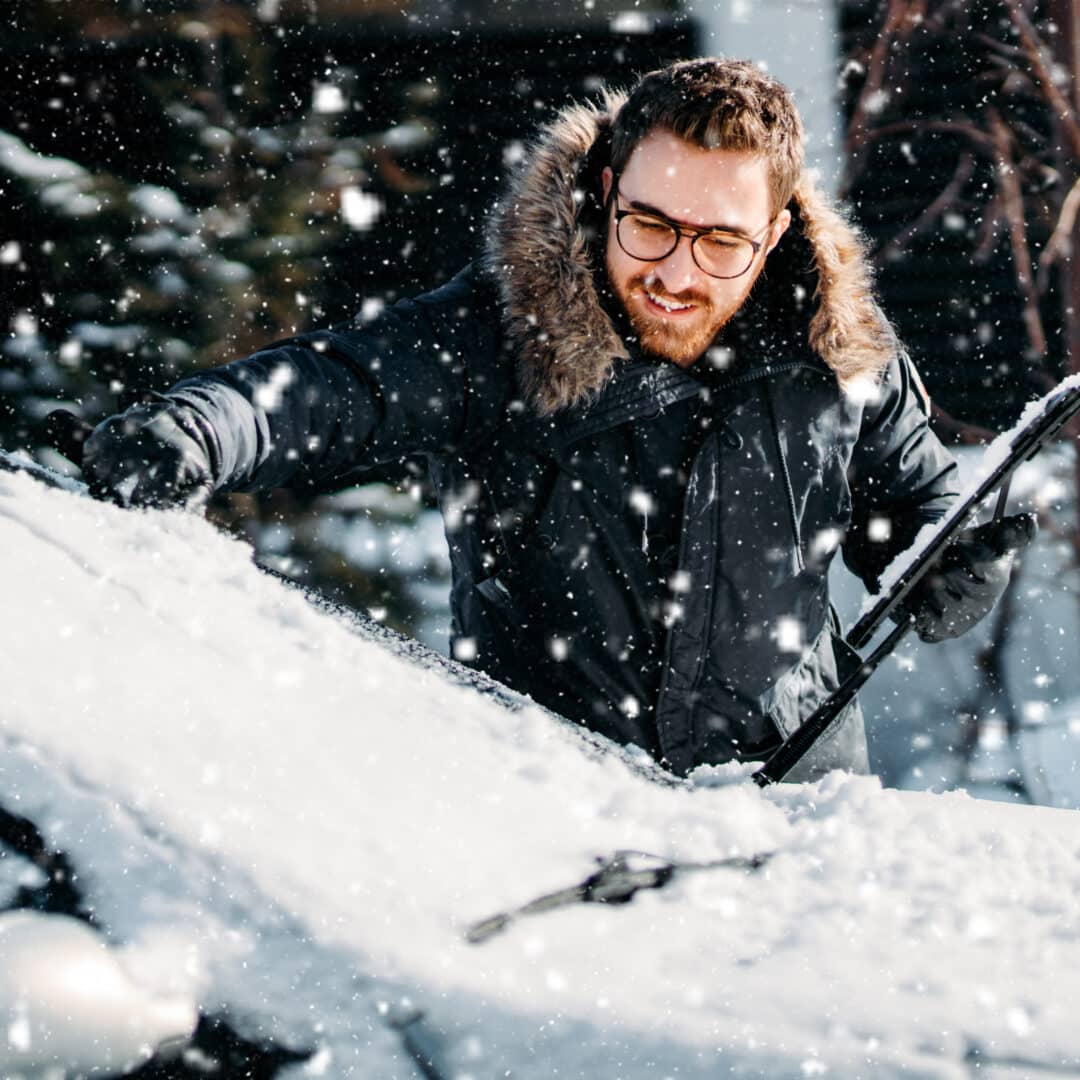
[840,0,1078,547]
[839,0,1079,799]
[0,0,697,642]
[840,0,1076,425]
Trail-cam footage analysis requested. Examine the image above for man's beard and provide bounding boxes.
[610,271,759,367]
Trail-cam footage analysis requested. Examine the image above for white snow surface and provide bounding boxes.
[3,467,1080,1077]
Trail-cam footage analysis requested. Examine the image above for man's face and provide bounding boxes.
[602,129,791,368]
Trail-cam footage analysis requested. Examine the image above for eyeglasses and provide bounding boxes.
[610,183,774,280]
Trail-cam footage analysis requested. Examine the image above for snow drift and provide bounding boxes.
[2,465,1080,1078]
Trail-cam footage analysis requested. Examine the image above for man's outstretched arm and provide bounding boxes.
[83,266,510,507]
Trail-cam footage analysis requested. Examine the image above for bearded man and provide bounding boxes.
[84,59,1032,779]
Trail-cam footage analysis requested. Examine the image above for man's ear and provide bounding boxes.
[766,208,792,254]
[601,166,613,205]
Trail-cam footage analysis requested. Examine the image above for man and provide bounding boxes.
[84,59,1033,779]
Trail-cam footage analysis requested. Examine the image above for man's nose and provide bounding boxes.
[653,234,700,294]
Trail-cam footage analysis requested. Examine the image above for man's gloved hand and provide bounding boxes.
[82,399,214,509]
[906,513,1037,643]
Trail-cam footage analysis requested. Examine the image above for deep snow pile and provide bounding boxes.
[3,465,1080,1078]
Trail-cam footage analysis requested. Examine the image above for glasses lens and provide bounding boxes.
[693,233,756,278]
[618,213,677,261]
[617,210,758,279]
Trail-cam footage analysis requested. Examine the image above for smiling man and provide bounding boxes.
[602,130,790,365]
[83,59,1033,779]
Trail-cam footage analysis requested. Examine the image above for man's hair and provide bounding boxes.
[609,58,805,215]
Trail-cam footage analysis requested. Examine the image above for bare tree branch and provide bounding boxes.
[1002,0,1080,160]
[925,0,970,34]
[875,153,977,263]
[974,190,1005,262]
[848,118,997,156]
[843,0,911,190]
[929,402,998,445]
[989,109,1048,357]
[973,31,1026,60]
[1036,174,1080,291]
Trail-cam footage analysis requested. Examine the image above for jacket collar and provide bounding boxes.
[557,359,704,445]
[484,89,896,416]
[556,352,828,446]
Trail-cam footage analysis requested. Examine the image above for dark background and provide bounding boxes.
[0,0,697,633]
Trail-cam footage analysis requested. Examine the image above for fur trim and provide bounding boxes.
[484,89,630,415]
[792,177,896,387]
[484,90,892,414]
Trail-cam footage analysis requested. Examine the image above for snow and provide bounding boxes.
[129,185,191,227]
[340,187,383,231]
[3,466,1080,1076]
[0,911,197,1076]
[0,132,85,185]
[312,84,348,115]
[609,12,654,34]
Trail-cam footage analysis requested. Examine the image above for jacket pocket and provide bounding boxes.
[461,570,528,687]
[475,572,514,612]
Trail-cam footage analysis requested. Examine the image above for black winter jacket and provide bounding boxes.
[152,96,959,779]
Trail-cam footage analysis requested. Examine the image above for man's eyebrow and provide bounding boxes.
[625,196,747,236]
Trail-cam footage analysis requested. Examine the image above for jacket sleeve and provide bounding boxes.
[841,348,960,591]
[159,265,512,494]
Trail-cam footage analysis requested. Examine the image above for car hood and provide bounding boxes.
[2,464,1080,1077]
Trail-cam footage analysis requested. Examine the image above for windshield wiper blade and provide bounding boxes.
[755,377,1080,788]
[465,849,771,944]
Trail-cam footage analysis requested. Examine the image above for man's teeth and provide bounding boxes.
[645,290,693,312]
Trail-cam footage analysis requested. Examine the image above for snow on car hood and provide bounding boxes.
[2,466,1080,1078]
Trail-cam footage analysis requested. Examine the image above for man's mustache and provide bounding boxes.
[632,278,711,309]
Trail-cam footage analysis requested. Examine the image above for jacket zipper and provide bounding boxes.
[687,439,723,753]
[709,359,819,393]
[655,359,825,762]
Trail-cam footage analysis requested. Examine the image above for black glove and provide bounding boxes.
[82,399,215,509]
[906,512,1037,643]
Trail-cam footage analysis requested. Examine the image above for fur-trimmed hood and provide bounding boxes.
[484,90,895,414]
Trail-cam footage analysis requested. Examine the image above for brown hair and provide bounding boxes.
[609,59,805,215]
